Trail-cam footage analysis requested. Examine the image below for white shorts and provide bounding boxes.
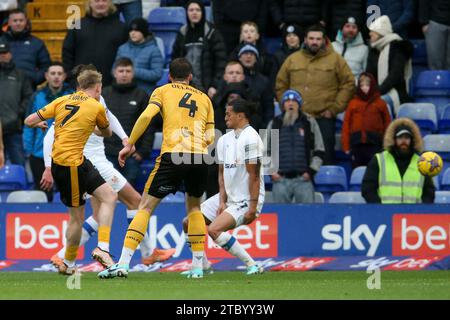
[201,193,264,227]
[87,155,127,193]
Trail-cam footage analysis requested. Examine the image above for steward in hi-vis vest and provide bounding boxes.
[361,118,435,203]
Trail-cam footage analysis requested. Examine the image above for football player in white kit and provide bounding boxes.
[42,65,175,269]
[183,98,265,275]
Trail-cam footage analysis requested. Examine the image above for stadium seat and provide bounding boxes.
[411,39,427,66]
[264,175,272,191]
[6,190,48,203]
[435,191,450,203]
[441,168,450,191]
[153,31,178,66]
[53,192,62,203]
[415,70,450,96]
[153,132,163,150]
[0,165,27,191]
[335,112,345,133]
[415,96,450,117]
[334,133,352,179]
[148,7,186,32]
[397,103,438,135]
[263,37,282,55]
[314,192,324,204]
[328,192,366,204]
[349,166,366,191]
[157,68,169,87]
[423,134,450,160]
[314,166,348,201]
[433,176,440,190]
[438,104,450,133]
[205,6,213,22]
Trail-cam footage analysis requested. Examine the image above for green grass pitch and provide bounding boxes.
[0,271,449,300]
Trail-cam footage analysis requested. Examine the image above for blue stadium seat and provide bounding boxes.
[435,191,450,203]
[53,192,62,203]
[329,192,366,204]
[335,112,345,133]
[334,133,352,179]
[153,31,178,66]
[433,176,440,190]
[415,96,450,117]
[415,70,450,96]
[411,39,427,66]
[264,175,272,191]
[423,134,450,161]
[148,7,186,32]
[0,165,27,191]
[263,37,282,55]
[205,6,213,22]
[314,166,348,201]
[157,68,169,87]
[349,166,366,191]
[135,163,155,194]
[441,168,450,191]
[397,103,438,135]
[438,104,450,133]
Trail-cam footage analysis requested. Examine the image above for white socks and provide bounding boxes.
[215,232,255,267]
[118,247,135,266]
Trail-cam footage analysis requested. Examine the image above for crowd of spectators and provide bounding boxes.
[0,0,448,204]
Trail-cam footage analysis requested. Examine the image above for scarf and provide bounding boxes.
[371,33,412,115]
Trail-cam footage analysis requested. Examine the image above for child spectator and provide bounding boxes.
[342,72,391,168]
[274,24,302,73]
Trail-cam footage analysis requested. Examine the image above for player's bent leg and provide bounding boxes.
[91,183,118,268]
[98,193,162,279]
[209,211,263,275]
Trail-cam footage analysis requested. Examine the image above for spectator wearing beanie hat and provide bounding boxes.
[115,17,164,94]
[274,24,302,73]
[332,17,368,80]
[366,15,413,116]
[265,89,325,204]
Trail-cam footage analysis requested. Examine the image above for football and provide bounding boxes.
[417,151,443,177]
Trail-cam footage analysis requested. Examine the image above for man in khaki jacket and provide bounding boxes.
[276,24,355,164]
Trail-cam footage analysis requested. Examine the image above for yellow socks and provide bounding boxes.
[98,225,111,252]
[124,209,150,251]
[64,245,78,266]
[187,210,206,252]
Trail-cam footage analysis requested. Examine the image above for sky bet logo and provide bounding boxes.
[321,216,387,257]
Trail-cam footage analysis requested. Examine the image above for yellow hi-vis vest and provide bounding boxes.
[376,151,424,203]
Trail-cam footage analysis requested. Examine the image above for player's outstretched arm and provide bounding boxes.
[217,164,227,215]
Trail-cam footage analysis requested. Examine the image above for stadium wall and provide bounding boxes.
[1,203,450,271]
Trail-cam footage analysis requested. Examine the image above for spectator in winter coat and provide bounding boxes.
[23,62,73,201]
[274,24,302,74]
[362,118,435,203]
[419,0,450,70]
[367,0,414,39]
[341,72,391,168]
[276,24,355,164]
[0,9,51,87]
[172,0,227,96]
[103,57,154,187]
[115,18,164,94]
[366,15,413,115]
[238,45,274,129]
[332,17,368,80]
[266,89,325,203]
[63,0,128,86]
[0,41,33,166]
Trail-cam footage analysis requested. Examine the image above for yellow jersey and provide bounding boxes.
[37,91,109,166]
[130,83,214,154]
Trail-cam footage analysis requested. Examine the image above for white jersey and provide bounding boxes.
[83,96,108,159]
[217,125,265,204]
